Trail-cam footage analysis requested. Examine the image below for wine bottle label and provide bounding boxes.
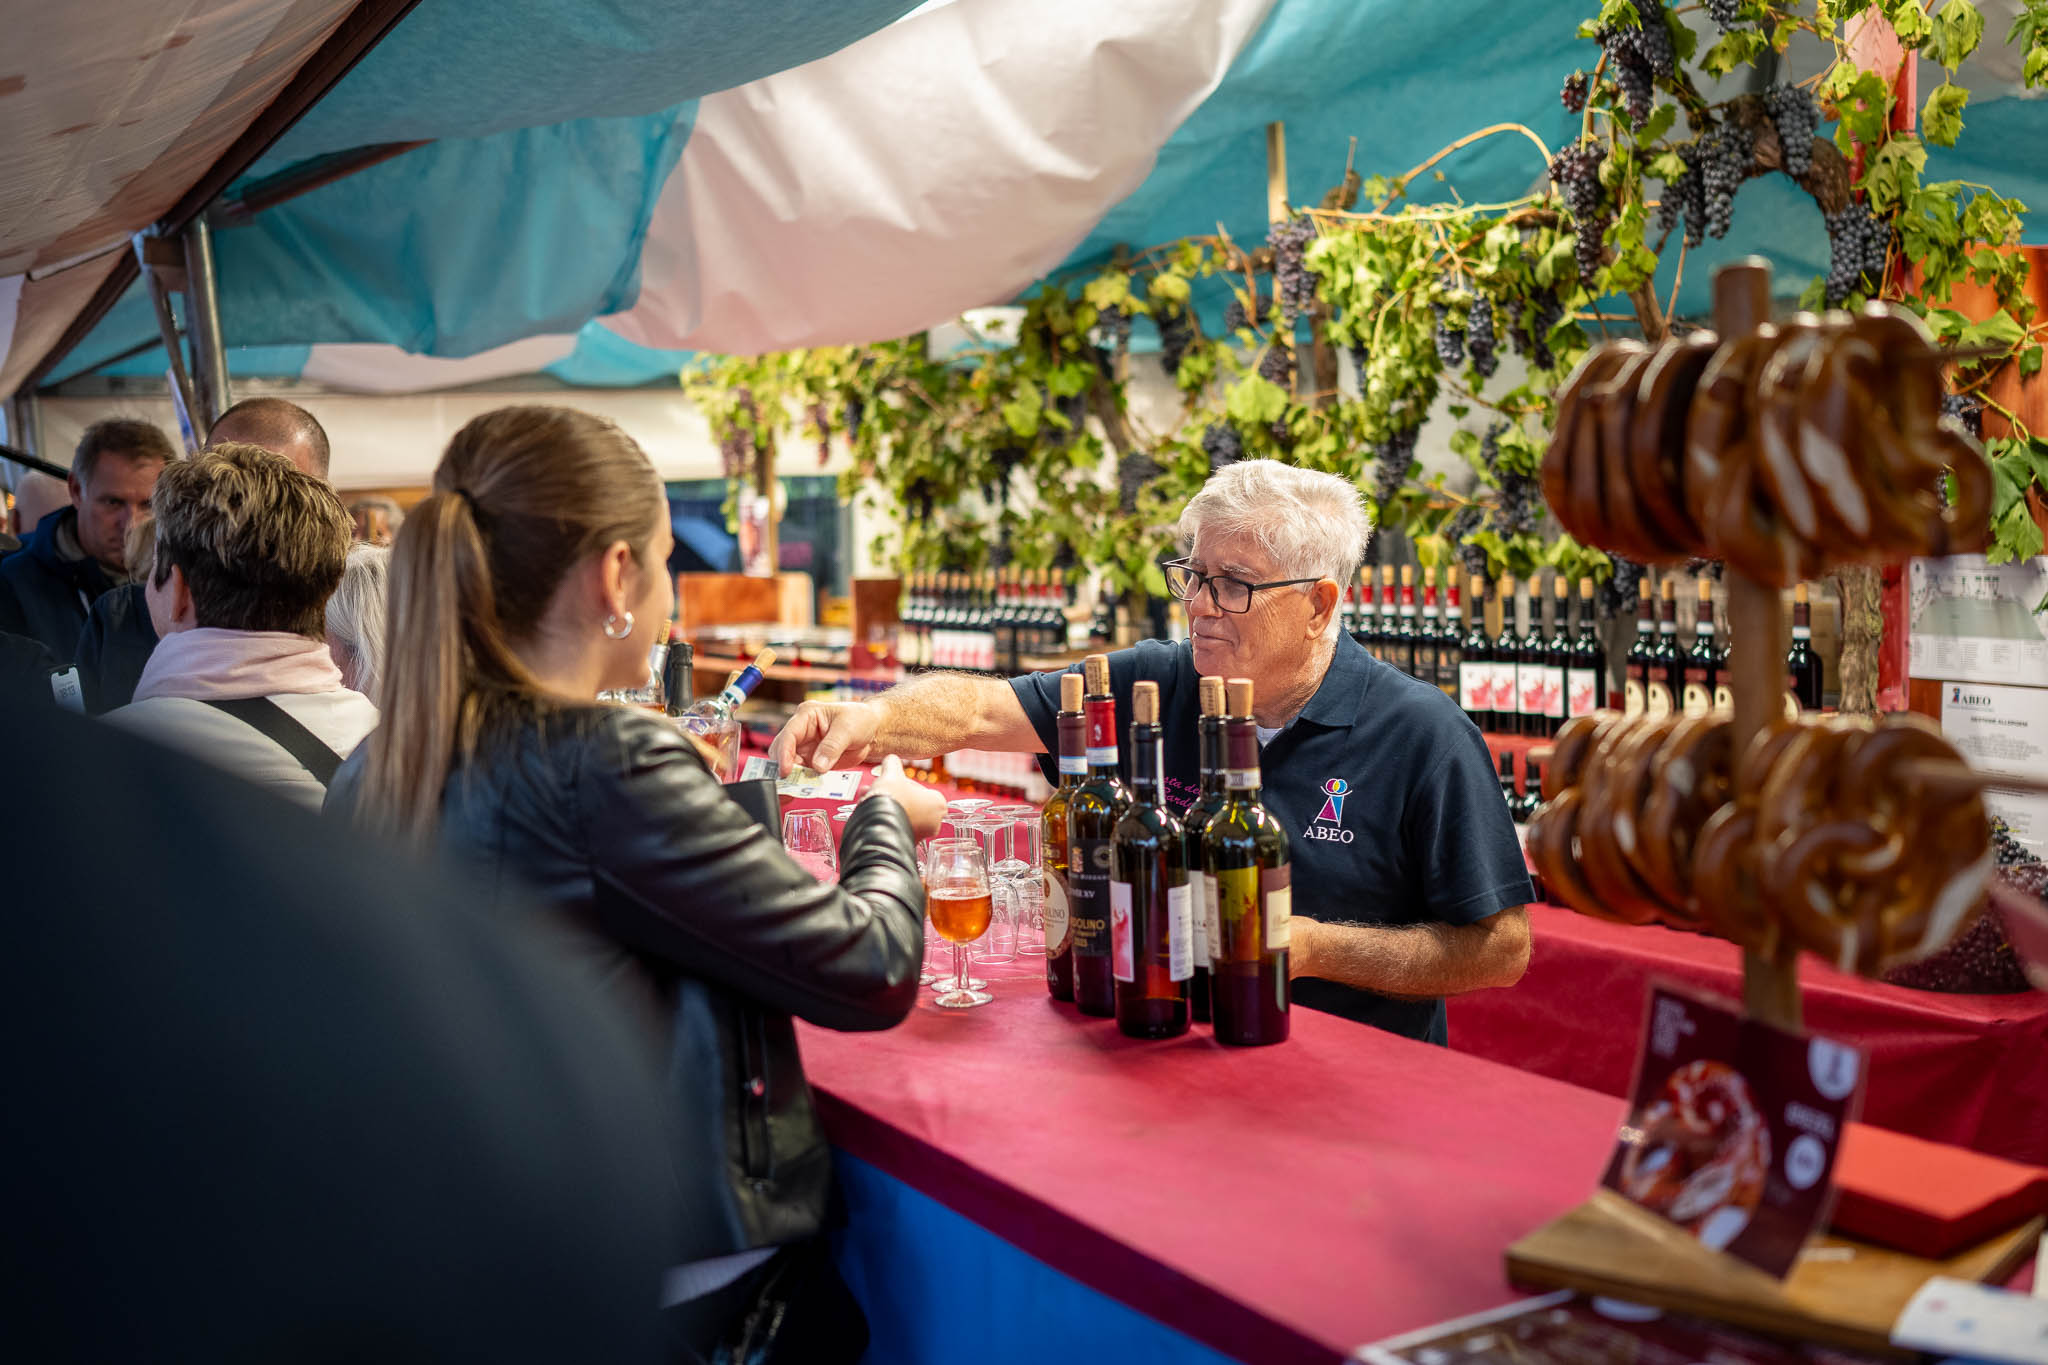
[1070,837,1111,958]
[1646,682,1673,720]
[1459,661,1486,711]
[1168,883,1192,982]
[1792,625,1811,639]
[1491,661,1518,714]
[1782,691,1802,721]
[1198,871,1218,964]
[1712,682,1733,714]
[1109,880,1135,983]
[1264,869,1292,951]
[1515,664,1539,716]
[1624,677,1645,718]
[1540,664,1566,719]
[1225,767,1261,790]
[1567,667,1601,718]
[1043,873,1070,956]
[1057,754,1086,776]
[1681,670,1711,718]
[1085,699,1118,767]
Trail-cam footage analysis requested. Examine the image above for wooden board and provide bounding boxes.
[674,572,782,634]
[1506,1192,2042,1359]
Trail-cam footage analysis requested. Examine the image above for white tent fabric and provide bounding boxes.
[603,0,1278,355]
[296,332,579,393]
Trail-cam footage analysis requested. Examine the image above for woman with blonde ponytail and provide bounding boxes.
[326,407,943,1362]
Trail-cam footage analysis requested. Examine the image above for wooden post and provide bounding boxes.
[1265,121,1289,225]
[1712,259,1803,1032]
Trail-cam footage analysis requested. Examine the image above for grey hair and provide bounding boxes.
[325,541,391,698]
[1177,460,1375,637]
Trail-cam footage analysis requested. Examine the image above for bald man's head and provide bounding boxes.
[208,398,331,480]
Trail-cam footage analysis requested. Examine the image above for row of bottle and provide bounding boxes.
[1620,577,1823,721]
[1040,661,1291,1045]
[898,570,1085,675]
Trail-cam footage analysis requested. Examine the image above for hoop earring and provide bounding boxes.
[603,611,635,640]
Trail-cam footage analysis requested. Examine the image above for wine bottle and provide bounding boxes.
[1567,578,1603,719]
[1713,601,1734,716]
[660,638,695,718]
[1041,672,1085,1001]
[993,570,1017,677]
[1624,577,1655,718]
[1540,574,1569,737]
[1649,577,1680,720]
[1112,682,1190,1039]
[1068,654,1131,1017]
[1416,569,1441,688]
[1519,750,1544,822]
[1377,568,1399,664]
[1437,580,1464,702]
[678,648,777,775]
[1204,678,1290,1047]
[1498,748,1520,821]
[1394,565,1419,677]
[1491,576,1522,736]
[1461,574,1492,731]
[1682,577,1718,719]
[1787,582,1822,713]
[1182,676,1228,1025]
[1352,569,1376,650]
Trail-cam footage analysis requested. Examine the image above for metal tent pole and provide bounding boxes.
[182,216,232,430]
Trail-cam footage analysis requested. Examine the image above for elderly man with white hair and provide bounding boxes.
[774,459,1532,1044]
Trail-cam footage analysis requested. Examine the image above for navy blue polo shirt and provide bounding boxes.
[1010,632,1532,1044]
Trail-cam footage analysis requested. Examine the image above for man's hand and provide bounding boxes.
[771,700,881,772]
[864,755,946,840]
[1287,915,1322,980]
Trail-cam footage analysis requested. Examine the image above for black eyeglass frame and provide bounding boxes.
[1161,557,1324,614]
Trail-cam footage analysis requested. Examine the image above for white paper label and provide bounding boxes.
[1265,884,1291,950]
[1086,745,1118,767]
[1540,664,1566,718]
[1225,768,1260,790]
[1057,754,1086,776]
[1188,870,1210,961]
[1567,666,1602,718]
[1459,660,1485,712]
[1201,872,1221,965]
[1892,1276,2048,1361]
[1110,880,1135,982]
[1043,875,1070,954]
[50,667,84,714]
[1167,883,1192,981]
[1490,662,1518,716]
[1943,681,2048,859]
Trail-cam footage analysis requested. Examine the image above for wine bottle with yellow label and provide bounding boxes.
[1202,678,1291,1046]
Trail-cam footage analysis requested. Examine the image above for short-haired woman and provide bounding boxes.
[325,406,941,1363]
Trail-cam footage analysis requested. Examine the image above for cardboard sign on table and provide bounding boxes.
[1601,983,1863,1279]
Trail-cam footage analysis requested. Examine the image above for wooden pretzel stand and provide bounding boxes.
[1503,260,2042,1357]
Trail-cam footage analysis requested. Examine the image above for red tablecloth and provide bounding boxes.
[797,982,1625,1365]
[1450,905,2048,1167]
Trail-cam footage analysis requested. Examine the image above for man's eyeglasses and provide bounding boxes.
[1161,558,1322,614]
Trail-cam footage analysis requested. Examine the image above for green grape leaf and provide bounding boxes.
[1963,309,2026,349]
[1859,136,1926,214]
[1701,28,1769,77]
[1639,102,1679,145]
[1147,271,1191,306]
[1885,0,1933,47]
[1648,151,1690,182]
[1930,0,1985,68]
[1924,83,1970,148]
[1991,501,2045,564]
[1226,373,1291,426]
[2023,344,2044,377]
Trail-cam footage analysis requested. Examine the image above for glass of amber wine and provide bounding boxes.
[925,838,995,1009]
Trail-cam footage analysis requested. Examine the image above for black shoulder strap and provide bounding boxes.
[202,697,343,787]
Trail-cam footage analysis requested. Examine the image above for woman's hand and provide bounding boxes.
[865,754,946,840]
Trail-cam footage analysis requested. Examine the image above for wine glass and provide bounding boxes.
[925,838,994,1009]
[992,805,1045,958]
[782,810,838,884]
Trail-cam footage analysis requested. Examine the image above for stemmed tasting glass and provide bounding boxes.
[783,810,838,884]
[990,804,1045,958]
[925,839,995,1009]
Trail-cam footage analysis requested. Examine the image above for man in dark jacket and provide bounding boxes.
[0,419,171,662]
[77,398,332,712]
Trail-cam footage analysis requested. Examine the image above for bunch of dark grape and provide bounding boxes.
[1096,305,1133,357]
[1117,452,1162,514]
[1433,299,1467,367]
[1495,472,1542,537]
[1157,306,1198,379]
[1597,1,1672,130]
[1942,391,1985,440]
[1371,426,1420,515]
[1550,142,1611,284]
[1506,292,1564,370]
[1598,557,1643,619]
[1764,82,1820,180]
[1824,200,1891,305]
[1267,216,1320,322]
[1442,504,1489,584]
[1883,822,2041,994]
[1223,289,1270,333]
[1705,0,1744,31]
[809,401,833,463]
[1348,343,1371,391]
[1700,120,1754,240]
[1201,422,1244,472]
[720,387,757,476]
[1658,143,1707,249]
[1561,71,1589,114]
[1046,389,1088,446]
[1466,296,1499,379]
[1259,340,1295,391]
[843,397,864,441]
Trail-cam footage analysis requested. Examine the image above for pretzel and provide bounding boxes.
[1543,304,1994,584]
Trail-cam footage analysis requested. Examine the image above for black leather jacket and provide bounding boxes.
[327,705,925,1261]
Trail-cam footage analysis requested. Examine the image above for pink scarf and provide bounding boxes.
[134,628,347,703]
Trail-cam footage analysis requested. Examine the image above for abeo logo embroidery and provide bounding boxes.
[1305,777,1355,844]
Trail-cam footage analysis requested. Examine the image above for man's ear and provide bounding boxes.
[1307,579,1340,638]
[67,473,84,506]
